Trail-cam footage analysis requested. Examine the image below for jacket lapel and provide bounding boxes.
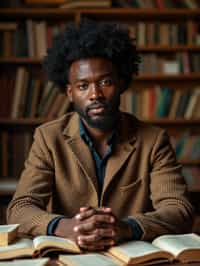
[103,114,138,194]
[62,113,98,192]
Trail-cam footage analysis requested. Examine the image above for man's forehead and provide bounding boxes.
[69,58,115,80]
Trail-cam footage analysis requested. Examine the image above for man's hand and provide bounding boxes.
[74,206,115,251]
[54,206,133,251]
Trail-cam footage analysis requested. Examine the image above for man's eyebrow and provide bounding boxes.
[75,72,113,82]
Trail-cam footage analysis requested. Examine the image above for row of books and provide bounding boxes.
[171,133,200,160]
[126,21,200,46]
[0,0,111,8]
[140,53,200,74]
[1,0,199,9]
[2,68,200,120]
[0,21,66,58]
[120,86,200,119]
[0,67,71,119]
[1,20,200,58]
[114,0,200,9]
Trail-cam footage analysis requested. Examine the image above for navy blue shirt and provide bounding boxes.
[47,119,143,240]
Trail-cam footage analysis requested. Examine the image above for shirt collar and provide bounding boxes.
[79,118,118,147]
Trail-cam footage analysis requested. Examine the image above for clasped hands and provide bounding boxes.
[54,206,133,251]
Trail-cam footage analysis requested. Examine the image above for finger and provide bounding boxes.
[75,208,97,221]
[79,243,105,251]
[79,206,91,212]
[74,214,115,233]
[79,228,115,241]
[100,207,112,213]
[78,234,115,249]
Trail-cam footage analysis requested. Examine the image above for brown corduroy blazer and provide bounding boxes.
[7,112,193,240]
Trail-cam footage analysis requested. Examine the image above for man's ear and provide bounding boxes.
[66,84,73,102]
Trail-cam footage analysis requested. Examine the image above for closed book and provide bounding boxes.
[57,97,71,117]
[175,90,191,118]
[35,21,47,58]
[168,90,183,119]
[46,93,66,119]
[29,79,42,118]
[11,67,28,118]
[156,87,173,118]
[26,19,36,57]
[184,89,200,119]
[0,224,19,246]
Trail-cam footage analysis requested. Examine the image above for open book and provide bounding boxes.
[0,224,19,246]
[0,235,80,260]
[1,233,200,264]
[106,233,200,265]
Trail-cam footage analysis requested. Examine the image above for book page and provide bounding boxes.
[152,233,200,257]
[0,238,34,260]
[0,258,49,266]
[33,235,80,253]
[59,253,124,266]
[108,240,172,264]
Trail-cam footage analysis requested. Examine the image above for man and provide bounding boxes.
[7,19,193,251]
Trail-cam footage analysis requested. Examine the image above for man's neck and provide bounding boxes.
[81,119,114,157]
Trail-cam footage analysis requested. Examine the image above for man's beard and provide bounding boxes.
[73,96,120,130]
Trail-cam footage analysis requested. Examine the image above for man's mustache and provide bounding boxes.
[86,101,108,111]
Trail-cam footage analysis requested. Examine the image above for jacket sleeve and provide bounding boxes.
[134,130,194,241]
[7,127,61,236]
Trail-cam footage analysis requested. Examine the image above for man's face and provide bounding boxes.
[67,58,122,130]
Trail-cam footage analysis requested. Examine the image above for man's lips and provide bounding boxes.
[87,104,106,115]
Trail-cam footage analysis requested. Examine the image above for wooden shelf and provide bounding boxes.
[136,73,200,81]
[79,8,200,20]
[0,8,76,19]
[1,8,200,20]
[0,57,42,64]
[138,45,200,52]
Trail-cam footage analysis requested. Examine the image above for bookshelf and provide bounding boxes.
[0,6,200,224]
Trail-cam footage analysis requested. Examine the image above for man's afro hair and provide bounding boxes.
[43,19,140,93]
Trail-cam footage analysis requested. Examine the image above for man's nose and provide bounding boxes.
[89,83,104,100]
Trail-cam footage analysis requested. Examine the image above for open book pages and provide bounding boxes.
[152,233,200,263]
[32,235,80,253]
[107,240,173,265]
[0,224,19,246]
[0,238,34,260]
[108,233,200,264]
[59,253,124,266]
[0,235,80,260]
[0,258,49,266]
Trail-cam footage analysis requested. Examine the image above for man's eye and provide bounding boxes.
[99,78,113,86]
[78,84,88,90]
